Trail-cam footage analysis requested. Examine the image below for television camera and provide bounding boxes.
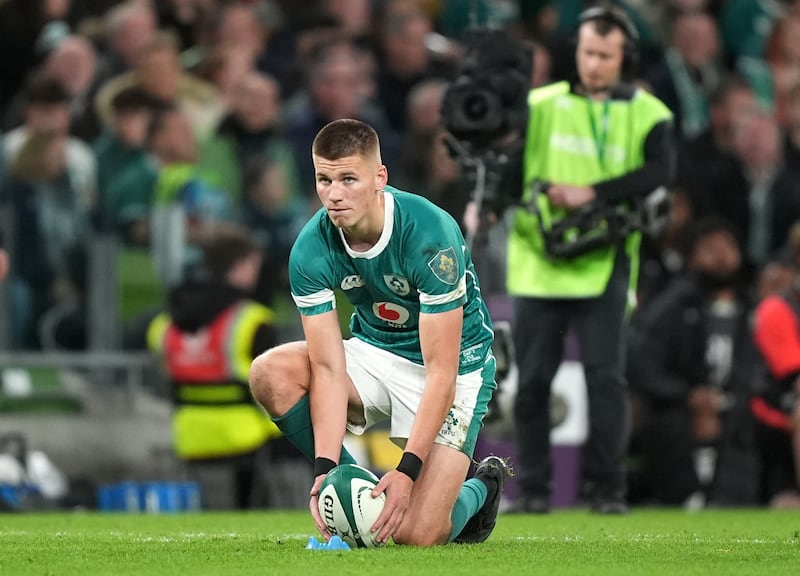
[440,28,671,257]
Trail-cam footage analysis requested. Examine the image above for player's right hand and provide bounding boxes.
[309,475,331,540]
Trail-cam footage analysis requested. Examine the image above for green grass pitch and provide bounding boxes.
[1,509,798,575]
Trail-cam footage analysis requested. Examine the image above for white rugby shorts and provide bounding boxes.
[343,337,492,455]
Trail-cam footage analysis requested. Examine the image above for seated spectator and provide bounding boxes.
[193,45,253,112]
[704,110,800,278]
[108,105,231,281]
[751,222,800,508]
[92,0,158,90]
[646,9,724,141]
[1,73,96,349]
[41,34,100,142]
[283,37,399,199]
[679,75,758,213]
[3,34,100,141]
[198,70,299,210]
[95,31,223,139]
[627,218,761,507]
[241,157,307,308]
[373,1,455,135]
[93,86,159,232]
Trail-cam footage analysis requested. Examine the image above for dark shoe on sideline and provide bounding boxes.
[454,456,513,543]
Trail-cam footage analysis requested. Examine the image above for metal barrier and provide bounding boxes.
[0,351,161,408]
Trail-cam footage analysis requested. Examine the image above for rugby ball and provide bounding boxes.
[318,463,386,548]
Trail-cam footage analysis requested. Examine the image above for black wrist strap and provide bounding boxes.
[396,452,423,482]
[314,457,337,477]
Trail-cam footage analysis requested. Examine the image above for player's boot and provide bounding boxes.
[454,456,512,544]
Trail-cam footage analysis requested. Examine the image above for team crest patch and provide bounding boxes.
[427,247,459,285]
[383,274,410,296]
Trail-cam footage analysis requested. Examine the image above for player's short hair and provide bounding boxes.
[312,118,380,161]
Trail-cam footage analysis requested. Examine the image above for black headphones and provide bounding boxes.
[577,4,640,80]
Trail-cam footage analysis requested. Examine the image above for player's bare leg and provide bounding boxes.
[393,443,472,546]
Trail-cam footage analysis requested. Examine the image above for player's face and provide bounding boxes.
[313,153,388,231]
[576,24,625,94]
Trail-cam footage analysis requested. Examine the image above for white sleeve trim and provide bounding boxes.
[292,289,337,309]
[419,275,466,305]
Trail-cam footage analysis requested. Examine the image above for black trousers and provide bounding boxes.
[512,255,631,500]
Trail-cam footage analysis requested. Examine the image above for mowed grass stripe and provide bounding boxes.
[0,509,797,576]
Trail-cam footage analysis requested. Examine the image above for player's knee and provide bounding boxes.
[249,346,287,403]
[250,343,313,415]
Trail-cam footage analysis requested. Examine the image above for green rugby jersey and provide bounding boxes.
[289,186,494,374]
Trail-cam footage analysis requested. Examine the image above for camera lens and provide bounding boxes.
[464,92,490,121]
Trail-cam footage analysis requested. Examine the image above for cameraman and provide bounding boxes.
[506,5,674,514]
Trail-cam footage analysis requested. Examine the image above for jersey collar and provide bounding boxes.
[339,190,395,259]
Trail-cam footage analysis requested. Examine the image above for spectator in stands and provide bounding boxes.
[147,223,307,509]
[627,218,761,507]
[108,104,230,274]
[215,1,273,68]
[393,78,449,191]
[646,9,723,141]
[194,45,254,112]
[93,0,158,89]
[241,157,307,310]
[374,1,455,134]
[0,0,79,112]
[92,86,159,232]
[95,31,222,139]
[283,38,398,199]
[751,221,800,508]
[1,73,96,349]
[42,34,100,142]
[678,75,758,211]
[709,109,800,277]
[3,34,100,141]
[198,70,299,211]
[320,0,374,37]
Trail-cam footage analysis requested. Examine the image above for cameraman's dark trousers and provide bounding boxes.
[512,255,631,506]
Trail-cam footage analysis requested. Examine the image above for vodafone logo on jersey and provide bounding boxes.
[373,302,410,327]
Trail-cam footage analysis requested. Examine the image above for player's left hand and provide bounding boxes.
[548,184,596,209]
[369,469,413,545]
[309,474,331,541]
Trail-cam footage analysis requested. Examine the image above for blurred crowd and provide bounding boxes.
[1,0,800,508]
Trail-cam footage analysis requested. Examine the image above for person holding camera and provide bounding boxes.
[506,4,674,514]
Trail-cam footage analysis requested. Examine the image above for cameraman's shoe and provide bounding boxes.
[454,456,512,543]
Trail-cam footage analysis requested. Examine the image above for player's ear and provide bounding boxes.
[376,164,388,190]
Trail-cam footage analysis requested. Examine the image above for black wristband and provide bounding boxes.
[314,457,337,477]
[396,452,423,482]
